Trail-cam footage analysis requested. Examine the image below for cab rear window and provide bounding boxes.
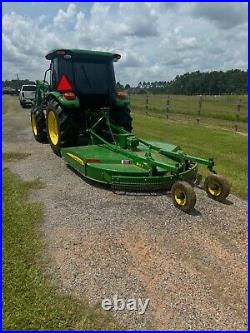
[23,86,36,91]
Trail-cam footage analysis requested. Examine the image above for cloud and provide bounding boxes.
[118,3,159,37]
[74,11,85,31]
[164,57,185,67]
[2,2,248,85]
[118,50,145,68]
[2,11,52,79]
[53,3,77,26]
[191,2,248,29]
[158,2,180,12]
[176,36,198,51]
[38,14,46,24]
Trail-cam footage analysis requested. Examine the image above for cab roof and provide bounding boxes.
[45,49,121,61]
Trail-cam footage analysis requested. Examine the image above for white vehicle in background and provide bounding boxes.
[19,84,36,108]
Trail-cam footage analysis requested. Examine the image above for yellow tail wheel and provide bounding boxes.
[204,174,230,201]
[171,181,196,212]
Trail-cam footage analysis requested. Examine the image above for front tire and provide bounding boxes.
[31,107,47,143]
[46,99,79,156]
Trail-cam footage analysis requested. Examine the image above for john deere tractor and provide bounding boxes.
[31,49,131,154]
[31,49,230,212]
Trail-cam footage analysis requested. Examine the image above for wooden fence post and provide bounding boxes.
[166,95,170,119]
[234,98,241,132]
[197,95,202,124]
[128,90,131,102]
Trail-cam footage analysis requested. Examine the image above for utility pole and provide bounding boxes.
[16,73,20,90]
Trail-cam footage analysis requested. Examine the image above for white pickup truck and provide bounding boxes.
[19,84,36,108]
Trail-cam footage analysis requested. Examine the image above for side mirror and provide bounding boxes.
[43,67,51,83]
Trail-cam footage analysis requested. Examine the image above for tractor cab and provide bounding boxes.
[31,48,132,156]
[45,49,121,109]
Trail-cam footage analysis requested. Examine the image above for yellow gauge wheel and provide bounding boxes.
[31,114,38,136]
[204,174,230,201]
[174,188,187,206]
[171,181,196,212]
[207,180,222,197]
[47,111,59,145]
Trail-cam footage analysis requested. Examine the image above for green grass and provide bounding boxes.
[2,154,117,330]
[3,152,31,161]
[133,113,248,199]
[130,94,248,123]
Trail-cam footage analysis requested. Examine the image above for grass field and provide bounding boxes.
[133,113,247,199]
[130,94,248,130]
[2,153,117,330]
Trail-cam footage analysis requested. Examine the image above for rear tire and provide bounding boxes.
[110,107,133,132]
[31,107,47,143]
[46,99,79,156]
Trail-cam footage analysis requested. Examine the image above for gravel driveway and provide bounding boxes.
[3,97,248,330]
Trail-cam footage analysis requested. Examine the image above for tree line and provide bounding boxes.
[117,69,248,95]
[3,69,247,95]
[2,79,35,90]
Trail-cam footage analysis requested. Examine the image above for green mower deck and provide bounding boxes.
[61,140,199,191]
[59,110,232,213]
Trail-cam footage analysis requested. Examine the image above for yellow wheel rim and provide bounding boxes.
[207,181,221,197]
[31,114,37,136]
[174,188,187,206]
[48,111,59,145]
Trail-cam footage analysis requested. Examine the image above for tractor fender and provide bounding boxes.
[114,98,130,108]
[111,95,130,108]
[47,91,80,109]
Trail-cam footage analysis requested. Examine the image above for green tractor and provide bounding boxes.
[31,49,230,212]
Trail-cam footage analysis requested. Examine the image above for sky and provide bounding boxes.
[2,2,248,85]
